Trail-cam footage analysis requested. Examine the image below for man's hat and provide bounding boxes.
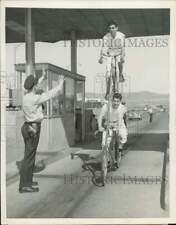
[24,75,38,90]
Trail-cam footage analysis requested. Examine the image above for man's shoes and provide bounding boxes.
[19,186,39,193]
[104,94,109,100]
[32,181,38,186]
[111,165,117,171]
[114,161,119,168]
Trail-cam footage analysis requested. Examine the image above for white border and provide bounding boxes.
[1,0,176,224]
[0,0,175,9]
[169,1,176,219]
[1,1,7,223]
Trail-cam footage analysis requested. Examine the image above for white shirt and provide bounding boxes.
[98,103,127,130]
[148,108,153,114]
[101,31,125,57]
[23,83,63,122]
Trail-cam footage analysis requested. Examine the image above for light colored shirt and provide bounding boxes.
[98,103,127,130]
[148,108,153,114]
[100,31,125,58]
[22,83,63,122]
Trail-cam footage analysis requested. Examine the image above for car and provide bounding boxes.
[127,110,142,120]
[143,105,149,111]
[156,105,166,112]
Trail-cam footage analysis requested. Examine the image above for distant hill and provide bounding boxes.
[86,91,169,108]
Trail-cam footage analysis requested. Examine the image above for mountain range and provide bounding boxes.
[86,91,169,107]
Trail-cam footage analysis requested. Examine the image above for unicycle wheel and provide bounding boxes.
[101,153,108,186]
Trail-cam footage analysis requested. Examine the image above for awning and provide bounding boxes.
[6,8,170,43]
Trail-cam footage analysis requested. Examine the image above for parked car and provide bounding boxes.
[156,105,166,112]
[143,105,149,111]
[127,110,142,120]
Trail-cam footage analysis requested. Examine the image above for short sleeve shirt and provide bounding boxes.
[101,103,127,129]
[102,31,125,56]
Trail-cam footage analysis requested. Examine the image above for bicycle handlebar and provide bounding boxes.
[102,53,120,58]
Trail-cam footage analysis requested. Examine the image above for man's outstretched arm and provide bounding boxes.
[35,76,65,105]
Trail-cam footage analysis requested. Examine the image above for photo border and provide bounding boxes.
[1,0,176,224]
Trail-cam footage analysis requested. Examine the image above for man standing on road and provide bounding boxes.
[148,107,153,123]
[98,93,128,168]
[98,21,125,99]
[19,74,64,193]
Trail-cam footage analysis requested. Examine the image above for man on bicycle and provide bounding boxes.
[98,93,128,167]
[99,20,125,99]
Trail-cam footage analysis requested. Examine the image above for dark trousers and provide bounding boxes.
[19,122,41,188]
[149,113,153,123]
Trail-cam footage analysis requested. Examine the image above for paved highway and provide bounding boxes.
[68,112,169,218]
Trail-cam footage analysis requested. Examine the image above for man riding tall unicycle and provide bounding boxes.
[98,20,125,99]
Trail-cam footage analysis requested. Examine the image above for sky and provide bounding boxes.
[6,35,169,94]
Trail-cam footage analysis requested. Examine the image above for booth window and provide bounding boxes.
[65,77,74,113]
[50,71,64,117]
[76,80,84,109]
[35,70,48,116]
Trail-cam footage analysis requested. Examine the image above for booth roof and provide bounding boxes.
[15,63,86,81]
[6,8,170,43]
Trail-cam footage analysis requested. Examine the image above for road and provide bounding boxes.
[6,112,169,218]
[68,112,169,218]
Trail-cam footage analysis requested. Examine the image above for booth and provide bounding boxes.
[12,63,85,153]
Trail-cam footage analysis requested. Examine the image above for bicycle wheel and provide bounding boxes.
[91,175,104,187]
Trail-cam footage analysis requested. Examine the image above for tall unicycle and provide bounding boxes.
[114,55,121,168]
[100,55,118,185]
[101,145,108,186]
[111,55,120,168]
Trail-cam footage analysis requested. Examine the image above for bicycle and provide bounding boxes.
[92,55,121,186]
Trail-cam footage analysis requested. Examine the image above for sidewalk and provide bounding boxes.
[6,147,97,218]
